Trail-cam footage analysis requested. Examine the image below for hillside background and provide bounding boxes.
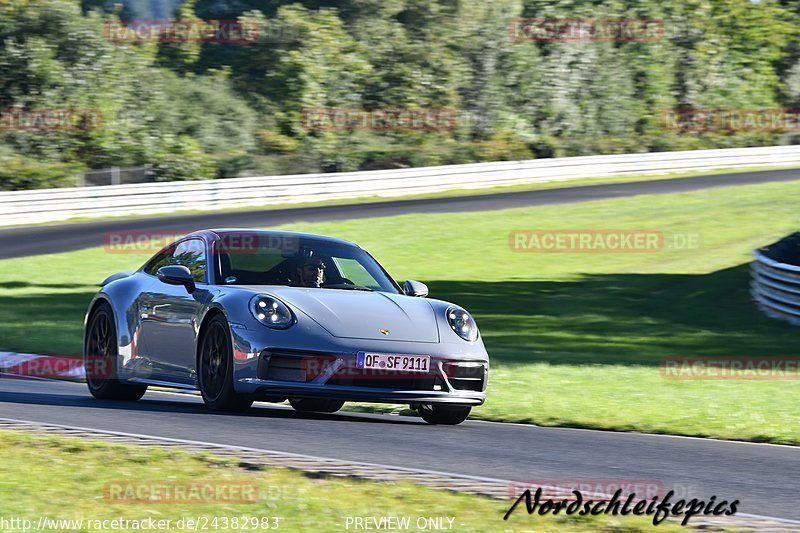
[2,0,800,189]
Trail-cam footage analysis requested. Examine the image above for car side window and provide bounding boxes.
[144,245,177,275]
[172,239,207,283]
[145,239,207,283]
[333,257,381,289]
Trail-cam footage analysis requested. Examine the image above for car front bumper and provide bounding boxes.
[230,325,489,406]
[238,379,486,405]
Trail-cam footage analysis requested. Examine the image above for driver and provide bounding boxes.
[293,253,326,288]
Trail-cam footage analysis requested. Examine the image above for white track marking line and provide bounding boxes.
[0,416,512,485]
[0,416,798,527]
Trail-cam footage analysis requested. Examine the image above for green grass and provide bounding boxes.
[0,430,683,532]
[2,179,800,443]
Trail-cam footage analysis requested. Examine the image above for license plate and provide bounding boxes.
[356,352,430,373]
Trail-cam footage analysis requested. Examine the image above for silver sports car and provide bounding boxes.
[84,229,489,424]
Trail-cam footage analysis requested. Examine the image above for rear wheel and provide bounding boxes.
[418,404,471,425]
[289,398,345,413]
[85,302,147,401]
[198,315,253,412]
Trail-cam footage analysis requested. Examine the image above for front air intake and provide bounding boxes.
[442,362,487,392]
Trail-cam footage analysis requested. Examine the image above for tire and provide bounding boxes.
[84,302,147,401]
[289,398,345,413]
[198,314,253,412]
[418,404,471,425]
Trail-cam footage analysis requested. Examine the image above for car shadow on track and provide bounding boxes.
[0,386,426,425]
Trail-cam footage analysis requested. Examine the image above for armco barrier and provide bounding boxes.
[752,233,800,324]
[2,145,800,227]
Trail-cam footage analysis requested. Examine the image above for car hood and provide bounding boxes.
[243,286,440,343]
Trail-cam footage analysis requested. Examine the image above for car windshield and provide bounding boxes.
[214,233,400,293]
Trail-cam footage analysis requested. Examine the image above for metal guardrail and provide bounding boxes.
[752,233,800,324]
[2,145,800,227]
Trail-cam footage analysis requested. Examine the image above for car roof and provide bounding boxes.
[188,229,358,248]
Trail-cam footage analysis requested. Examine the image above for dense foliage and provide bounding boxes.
[1,0,799,189]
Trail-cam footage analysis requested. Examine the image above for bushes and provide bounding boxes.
[1,0,800,190]
[0,153,85,191]
[150,137,215,182]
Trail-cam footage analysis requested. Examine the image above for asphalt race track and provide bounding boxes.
[2,167,800,259]
[0,379,798,521]
[2,169,800,523]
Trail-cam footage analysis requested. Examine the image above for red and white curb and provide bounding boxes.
[0,352,85,380]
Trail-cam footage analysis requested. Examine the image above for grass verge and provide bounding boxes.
[0,430,683,532]
[1,179,800,443]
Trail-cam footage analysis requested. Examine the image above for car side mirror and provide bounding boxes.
[157,265,196,293]
[404,280,429,297]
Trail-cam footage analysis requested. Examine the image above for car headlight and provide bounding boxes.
[446,306,478,342]
[250,295,294,329]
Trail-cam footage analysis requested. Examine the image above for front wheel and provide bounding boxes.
[84,302,147,401]
[289,398,345,413]
[418,404,471,425]
[198,315,253,412]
